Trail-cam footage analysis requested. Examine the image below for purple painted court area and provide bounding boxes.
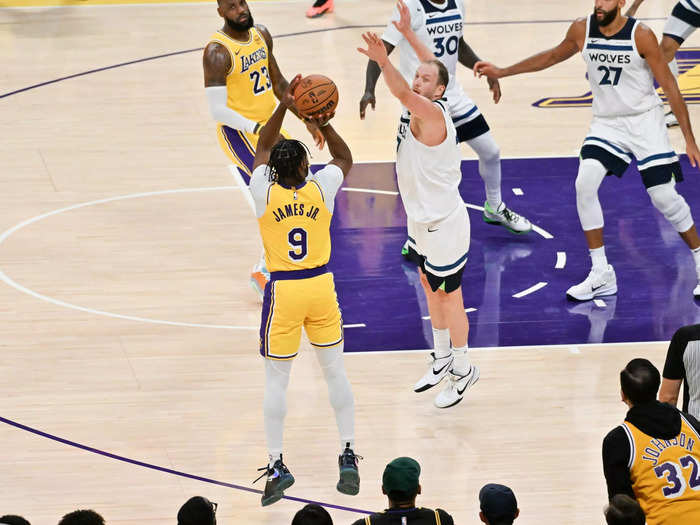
[317,157,700,351]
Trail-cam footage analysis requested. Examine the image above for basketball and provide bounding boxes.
[293,74,339,117]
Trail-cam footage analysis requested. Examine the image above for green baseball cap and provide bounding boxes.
[382,457,421,493]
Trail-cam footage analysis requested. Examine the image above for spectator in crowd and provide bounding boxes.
[291,504,333,525]
[177,497,217,525]
[0,516,31,525]
[602,358,700,524]
[350,457,454,525]
[660,324,700,417]
[604,494,645,525]
[57,510,104,525]
[478,483,519,524]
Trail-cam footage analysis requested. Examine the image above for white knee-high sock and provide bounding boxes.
[264,358,293,465]
[467,132,502,209]
[316,344,355,451]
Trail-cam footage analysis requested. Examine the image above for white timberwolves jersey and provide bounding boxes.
[396,100,463,224]
[382,0,465,98]
[583,15,662,117]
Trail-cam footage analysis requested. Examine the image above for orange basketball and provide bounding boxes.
[293,74,339,117]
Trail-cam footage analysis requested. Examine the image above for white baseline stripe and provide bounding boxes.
[512,188,524,196]
[345,340,668,356]
[422,307,476,320]
[555,252,567,269]
[341,187,399,196]
[512,281,548,298]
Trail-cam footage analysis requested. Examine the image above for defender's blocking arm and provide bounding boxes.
[474,19,584,79]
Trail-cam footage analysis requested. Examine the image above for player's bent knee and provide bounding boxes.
[575,159,605,199]
[647,182,694,233]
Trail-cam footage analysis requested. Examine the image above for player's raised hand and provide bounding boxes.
[305,120,326,150]
[686,140,700,168]
[282,74,302,108]
[357,32,389,68]
[487,77,502,104]
[391,0,412,36]
[473,61,503,80]
[359,91,376,120]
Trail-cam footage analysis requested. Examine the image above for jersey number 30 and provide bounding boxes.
[433,36,458,57]
[288,227,308,261]
[250,66,272,95]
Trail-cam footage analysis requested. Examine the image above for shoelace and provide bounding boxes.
[501,207,521,223]
[253,465,271,484]
[341,450,364,465]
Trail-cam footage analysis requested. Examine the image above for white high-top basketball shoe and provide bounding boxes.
[566,264,617,301]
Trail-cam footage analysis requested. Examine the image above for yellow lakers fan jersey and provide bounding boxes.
[623,416,700,524]
[207,27,277,124]
[258,180,332,272]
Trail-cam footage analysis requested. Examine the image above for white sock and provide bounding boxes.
[451,343,471,375]
[264,359,292,465]
[693,247,700,276]
[432,327,451,359]
[316,345,355,450]
[268,454,282,468]
[590,246,608,272]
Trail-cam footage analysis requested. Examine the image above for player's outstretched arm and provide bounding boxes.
[257,25,325,150]
[459,38,501,103]
[360,40,395,120]
[637,24,700,167]
[252,75,300,170]
[314,118,353,177]
[625,0,645,17]
[474,19,583,80]
[203,42,260,133]
[358,31,441,122]
[392,0,434,62]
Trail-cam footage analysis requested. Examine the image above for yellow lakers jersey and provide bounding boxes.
[207,27,277,124]
[258,179,332,272]
[623,416,700,524]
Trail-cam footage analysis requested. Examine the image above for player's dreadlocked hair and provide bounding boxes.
[267,139,310,185]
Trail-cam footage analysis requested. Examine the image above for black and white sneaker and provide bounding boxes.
[566,265,617,301]
[414,352,454,392]
[665,110,679,128]
[337,443,361,495]
[434,365,480,408]
[483,201,532,234]
[254,457,295,507]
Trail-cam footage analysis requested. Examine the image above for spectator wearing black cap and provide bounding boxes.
[291,504,333,525]
[350,457,454,525]
[57,510,104,525]
[604,494,645,525]
[177,496,217,525]
[478,484,519,525]
[0,516,31,525]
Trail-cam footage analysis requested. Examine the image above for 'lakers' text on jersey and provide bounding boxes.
[207,27,276,123]
[623,415,700,524]
[583,15,662,117]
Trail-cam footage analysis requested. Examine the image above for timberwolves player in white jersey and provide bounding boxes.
[360,0,532,262]
[475,0,700,301]
[358,12,479,409]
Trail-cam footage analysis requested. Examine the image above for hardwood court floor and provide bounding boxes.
[0,0,697,524]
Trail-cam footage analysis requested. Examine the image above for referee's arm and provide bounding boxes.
[602,427,635,500]
[660,325,700,406]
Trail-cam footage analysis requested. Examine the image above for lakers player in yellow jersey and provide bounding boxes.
[603,358,700,524]
[247,76,359,507]
[202,0,324,297]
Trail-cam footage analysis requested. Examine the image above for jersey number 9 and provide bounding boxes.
[288,227,308,261]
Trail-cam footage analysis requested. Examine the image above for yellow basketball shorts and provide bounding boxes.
[216,124,290,183]
[259,266,343,360]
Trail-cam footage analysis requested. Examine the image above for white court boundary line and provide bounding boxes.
[0,186,373,331]
[345,340,668,356]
